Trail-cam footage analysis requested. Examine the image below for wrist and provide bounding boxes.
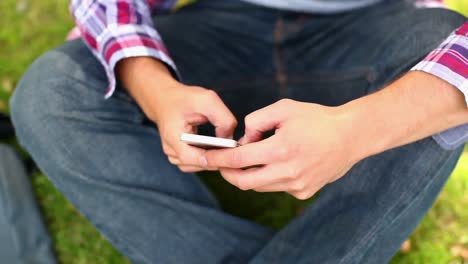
[339,71,468,159]
[116,57,180,122]
[116,57,178,93]
[334,100,391,163]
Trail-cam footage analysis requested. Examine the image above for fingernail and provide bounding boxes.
[199,156,208,168]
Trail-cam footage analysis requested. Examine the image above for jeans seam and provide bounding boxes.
[208,68,375,95]
[289,68,376,83]
[339,147,458,264]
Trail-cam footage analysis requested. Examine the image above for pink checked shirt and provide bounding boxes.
[69,0,468,150]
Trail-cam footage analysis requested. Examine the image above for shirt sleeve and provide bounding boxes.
[70,0,179,98]
[411,22,468,150]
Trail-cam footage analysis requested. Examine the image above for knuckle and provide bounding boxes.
[276,146,291,160]
[229,118,238,129]
[223,119,237,132]
[289,166,300,179]
[290,180,306,192]
[179,166,191,173]
[220,172,236,186]
[162,146,172,156]
[280,144,299,161]
[178,153,191,164]
[236,178,251,191]
[244,114,255,127]
[203,89,218,100]
[278,98,292,106]
[294,191,310,200]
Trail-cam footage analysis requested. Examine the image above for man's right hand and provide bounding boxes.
[116,57,237,172]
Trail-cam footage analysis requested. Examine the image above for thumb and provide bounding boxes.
[243,99,289,143]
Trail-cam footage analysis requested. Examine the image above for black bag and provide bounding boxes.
[0,113,14,139]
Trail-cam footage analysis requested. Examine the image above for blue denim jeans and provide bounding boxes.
[10,0,466,263]
[0,144,56,264]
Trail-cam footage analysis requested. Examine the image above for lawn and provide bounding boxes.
[1,0,467,263]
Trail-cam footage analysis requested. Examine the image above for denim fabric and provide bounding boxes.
[0,144,56,264]
[10,0,466,263]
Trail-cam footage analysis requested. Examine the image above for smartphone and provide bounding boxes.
[180,133,239,149]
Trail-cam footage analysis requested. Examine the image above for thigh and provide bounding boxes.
[252,138,464,263]
[283,1,465,105]
[11,39,273,263]
[157,0,276,85]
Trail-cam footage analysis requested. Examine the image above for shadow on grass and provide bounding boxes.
[199,171,313,230]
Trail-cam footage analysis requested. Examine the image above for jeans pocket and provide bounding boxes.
[287,67,376,106]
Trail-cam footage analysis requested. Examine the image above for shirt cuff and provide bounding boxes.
[411,32,468,150]
[432,124,468,150]
[411,32,468,105]
[96,24,179,98]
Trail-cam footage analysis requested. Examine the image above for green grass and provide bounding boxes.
[447,0,468,16]
[1,0,467,263]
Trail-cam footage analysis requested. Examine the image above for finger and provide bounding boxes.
[204,138,276,169]
[168,156,180,165]
[178,165,219,172]
[242,99,291,143]
[175,143,208,172]
[254,176,307,193]
[178,165,204,173]
[289,183,322,200]
[163,145,177,157]
[194,90,237,138]
[218,168,255,188]
[219,163,294,190]
[174,144,219,171]
[253,181,289,193]
[176,143,209,167]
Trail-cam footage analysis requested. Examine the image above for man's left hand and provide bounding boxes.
[203,99,366,200]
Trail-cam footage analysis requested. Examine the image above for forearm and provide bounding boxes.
[116,57,180,122]
[342,71,468,160]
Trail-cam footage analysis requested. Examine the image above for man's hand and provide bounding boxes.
[117,57,237,172]
[203,72,468,200]
[204,99,364,200]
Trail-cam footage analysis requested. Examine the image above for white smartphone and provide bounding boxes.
[180,133,239,149]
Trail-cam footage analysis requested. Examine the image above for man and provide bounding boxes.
[10,0,468,263]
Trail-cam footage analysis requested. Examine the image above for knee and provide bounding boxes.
[409,8,465,53]
[370,8,465,87]
[10,48,78,147]
[424,8,465,30]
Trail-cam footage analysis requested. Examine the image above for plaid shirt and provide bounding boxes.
[70,0,468,149]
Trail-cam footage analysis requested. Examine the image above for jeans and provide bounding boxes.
[0,144,56,264]
[10,0,466,263]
